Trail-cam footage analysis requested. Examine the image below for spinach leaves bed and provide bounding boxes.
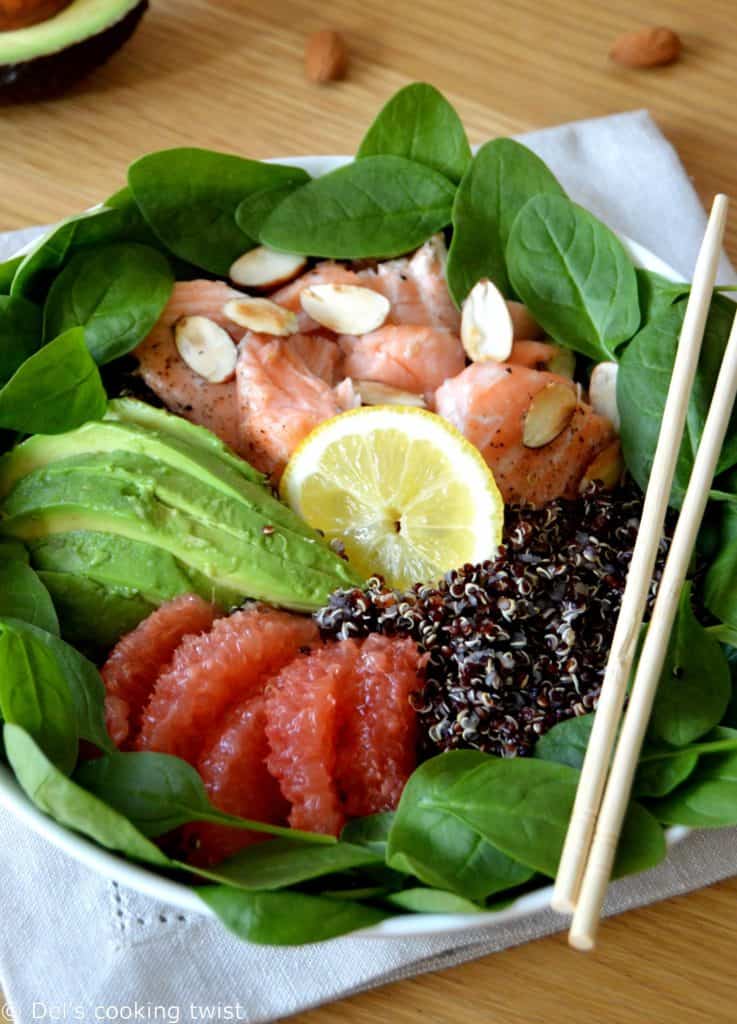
[2,81,737,946]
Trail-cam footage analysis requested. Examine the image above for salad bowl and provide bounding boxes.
[0,151,694,941]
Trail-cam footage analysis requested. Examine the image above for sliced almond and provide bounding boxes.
[579,440,624,493]
[589,361,620,431]
[223,297,298,337]
[174,316,237,383]
[334,377,361,410]
[356,380,426,408]
[547,344,576,379]
[507,300,545,341]
[461,279,514,363]
[523,380,578,448]
[229,247,307,289]
[300,284,390,334]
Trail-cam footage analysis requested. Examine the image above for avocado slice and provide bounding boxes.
[0,413,317,540]
[1,451,357,610]
[0,0,147,101]
[106,398,266,487]
[37,570,156,654]
[0,420,361,617]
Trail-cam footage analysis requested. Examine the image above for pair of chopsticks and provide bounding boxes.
[552,194,737,951]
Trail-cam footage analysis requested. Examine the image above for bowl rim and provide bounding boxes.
[0,152,691,940]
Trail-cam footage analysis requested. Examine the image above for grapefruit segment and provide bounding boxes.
[265,642,352,836]
[137,604,319,764]
[265,635,422,836]
[101,593,219,749]
[185,695,290,866]
[336,634,421,817]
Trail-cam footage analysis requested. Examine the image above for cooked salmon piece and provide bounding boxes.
[270,236,460,334]
[340,325,465,397]
[509,340,564,370]
[435,362,615,506]
[236,332,355,478]
[134,281,249,453]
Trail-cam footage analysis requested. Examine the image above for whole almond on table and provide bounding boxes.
[305,30,348,83]
[610,26,681,68]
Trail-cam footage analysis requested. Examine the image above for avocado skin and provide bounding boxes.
[0,0,147,102]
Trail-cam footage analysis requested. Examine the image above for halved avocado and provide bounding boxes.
[0,0,147,101]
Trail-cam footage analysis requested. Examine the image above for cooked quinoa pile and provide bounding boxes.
[315,483,673,758]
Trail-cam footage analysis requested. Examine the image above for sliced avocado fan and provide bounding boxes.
[0,400,362,648]
[0,0,147,101]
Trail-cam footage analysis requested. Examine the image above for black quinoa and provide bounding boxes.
[315,482,674,759]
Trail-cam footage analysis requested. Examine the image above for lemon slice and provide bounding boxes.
[280,406,504,589]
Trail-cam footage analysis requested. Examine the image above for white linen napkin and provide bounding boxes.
[1,108,736,1024]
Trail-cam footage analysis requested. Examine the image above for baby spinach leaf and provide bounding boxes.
[75,750,333,844]
[357,82,471,184]
[620,300,737,505]
[649,730,737,827]
[4,723,171,867]
[705,499,737,629]
[0,254,22,295]
[43,243,174,365]
[447,139,565,303]
[387,750,534,901]
[192,838,382,891]
[198,886,389,945]
[0,619,78,773]
[260,156,456,259]
[340,812,395,858]
[648,582,731,747]
[11,206,147,302]
[0,295,42,385]
[385,888,482,914]
[128,148,305,276]
[534,714,593,770]
[0,327,107,435]
[636,269,689,326]
[104,186,168,249]
[633,749,699,798]
[0,617,111,753]
[399,751,665,879]
[507,194,640,361]
[0,561,59,635]
[235,178,311,240]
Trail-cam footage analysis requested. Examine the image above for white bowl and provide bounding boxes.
[0,154,691,940]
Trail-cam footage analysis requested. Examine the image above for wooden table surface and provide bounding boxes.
[2,0,737,1020]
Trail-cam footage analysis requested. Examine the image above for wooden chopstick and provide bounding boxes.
[569,274,737,950]
[551,194,730,917]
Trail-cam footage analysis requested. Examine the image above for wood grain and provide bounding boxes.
[2,0,737,1020]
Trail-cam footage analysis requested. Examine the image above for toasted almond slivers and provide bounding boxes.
[229,247,307,289]
[589,361,620,432]
[174,316,238,383]
[522,380,578,448]
[507,300,545,341]
[546,344,576,379]
[300,284,390,334]
[223,297,298,337]
[356,380,427,408]
[579,440,624,493]
[461,279,514,363]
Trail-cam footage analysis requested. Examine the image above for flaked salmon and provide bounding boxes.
[271,236,460,333]
[236,332,356,478]
[134,281,248,454]
[340,325,465,397]
[435,362,615,505]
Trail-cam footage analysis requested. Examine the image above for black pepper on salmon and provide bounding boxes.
[315,483,674,758]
